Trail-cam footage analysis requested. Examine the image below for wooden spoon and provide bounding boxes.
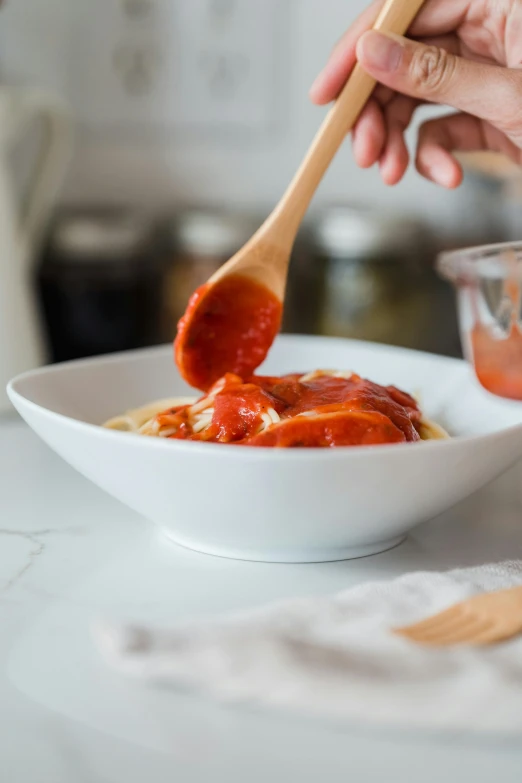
[176,0,426,391]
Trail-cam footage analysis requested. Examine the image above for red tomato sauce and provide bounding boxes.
[174,274,282,392]
[471,323,522,400]
[470,275,522,400]
[162,372,422,448]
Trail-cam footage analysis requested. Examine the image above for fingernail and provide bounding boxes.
[310,67,332,102]
[357,31,404,73]
[309,72,326,100]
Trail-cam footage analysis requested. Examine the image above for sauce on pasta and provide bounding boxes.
[123,371,445,448]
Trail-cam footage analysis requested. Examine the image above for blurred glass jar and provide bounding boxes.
[161,209,258,340]
[281,220,318,335]
[160,208,314,340]
[438,241,522,399]
[311,204,458,354]
[37,208,163,363]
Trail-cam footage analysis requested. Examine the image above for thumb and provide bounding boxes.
[356,30,522,133]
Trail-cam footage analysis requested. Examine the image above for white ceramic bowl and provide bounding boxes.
[8,335,522,563]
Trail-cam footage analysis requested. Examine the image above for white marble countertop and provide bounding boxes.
[2,414,522,782]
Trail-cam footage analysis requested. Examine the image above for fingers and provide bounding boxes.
[311,2,522,189]
[352,92,419,182]
[317,25,466,182]
[352,31,467,184]
[356,31,522,134]
[310,0,383,104]
[416,114,470,188]
[379,95,419,184]
[352,99,386,168]
[415,113,522,188]
[310,0,470,106]
[408,0,470,38]
[351,33,475,184]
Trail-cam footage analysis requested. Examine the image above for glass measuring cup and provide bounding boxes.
[438,242,522,400]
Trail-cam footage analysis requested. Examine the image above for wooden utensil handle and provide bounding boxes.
[269,0,425,241]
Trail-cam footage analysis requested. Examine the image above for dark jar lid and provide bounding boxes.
[312,204,427,262]
[46,207,156,265]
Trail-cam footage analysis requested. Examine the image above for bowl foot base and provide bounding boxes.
[160,532,407,564]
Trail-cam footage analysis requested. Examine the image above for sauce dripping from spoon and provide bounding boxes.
[175,274,282,392]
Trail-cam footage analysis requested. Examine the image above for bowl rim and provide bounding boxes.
[437,239,522,282]
[7,340,522,462]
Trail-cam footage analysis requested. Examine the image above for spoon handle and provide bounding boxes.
[269,0,425,240]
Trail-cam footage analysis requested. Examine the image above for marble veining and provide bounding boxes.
[0,528,53,596]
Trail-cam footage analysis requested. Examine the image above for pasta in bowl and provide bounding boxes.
[104,370,449,447]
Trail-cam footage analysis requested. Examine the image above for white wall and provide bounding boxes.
[0,0,494,238]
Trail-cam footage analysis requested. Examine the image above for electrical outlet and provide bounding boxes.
[67,0,280,133]
[68,0,176,128]
[120,0,155,21]
[112,41,162,97]
[175,0,279,132]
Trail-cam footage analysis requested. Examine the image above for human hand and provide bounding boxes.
[310,0,522,188]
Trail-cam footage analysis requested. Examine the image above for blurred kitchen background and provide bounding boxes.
[1,0,522,392]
